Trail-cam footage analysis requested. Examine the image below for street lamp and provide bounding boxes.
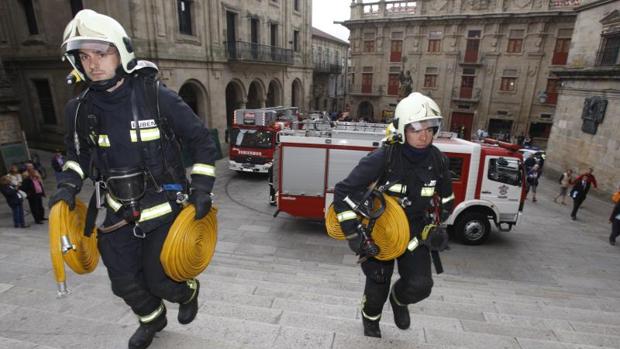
[537,91,548,104]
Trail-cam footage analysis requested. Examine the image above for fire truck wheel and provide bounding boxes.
[455,212,490,245]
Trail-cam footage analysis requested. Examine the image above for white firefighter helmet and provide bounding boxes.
[392,92,442,143]
[61,9,137,81]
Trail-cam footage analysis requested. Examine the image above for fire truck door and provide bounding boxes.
[479,156,522,221]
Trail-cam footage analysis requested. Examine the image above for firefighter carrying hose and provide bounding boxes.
[48,10,216,349]
[333,92,454,338]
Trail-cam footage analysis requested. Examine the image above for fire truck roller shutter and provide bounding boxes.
[326,195,409,260]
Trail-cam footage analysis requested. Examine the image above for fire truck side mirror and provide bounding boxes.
[496,157,508,166]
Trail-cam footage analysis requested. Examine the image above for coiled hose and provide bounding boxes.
[325,194,409,261]
[49,199,99,297]
[161,205,218,282]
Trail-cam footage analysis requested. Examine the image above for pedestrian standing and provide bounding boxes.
[6,164,22,187]
[51,150,65,183]
[554,168,574,205]
[20,168,46,224]
[610,185,620,246]
[0,175,28,228]
[569,168,598,220]
[526,164,540,202]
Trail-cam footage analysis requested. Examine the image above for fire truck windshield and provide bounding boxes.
[231,128,273,149]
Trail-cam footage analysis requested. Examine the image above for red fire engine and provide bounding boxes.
[271,125,526,245]
[228,107,299,173]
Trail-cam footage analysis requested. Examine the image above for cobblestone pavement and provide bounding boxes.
[0,150,618,349]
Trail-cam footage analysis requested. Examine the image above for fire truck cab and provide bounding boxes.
[272,127,525,245]
[229,107,298,173]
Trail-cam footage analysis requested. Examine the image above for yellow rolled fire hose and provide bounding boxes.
[161,205,218,282]
[325,194,409,261]
[49,199,99,297]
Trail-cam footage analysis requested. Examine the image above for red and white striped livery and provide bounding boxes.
[272,126,526,245]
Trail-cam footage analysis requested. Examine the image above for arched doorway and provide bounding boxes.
[179,85,198,114]
[266,80,282,107]
[247,80,264,109]
[357,101,374,121]
[225,81,245,142]
[178,80,209,125]
[291,79,302,108]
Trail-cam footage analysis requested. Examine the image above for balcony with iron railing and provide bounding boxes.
[457,51,485,66]
[451,87,482,103]
[314,62,343,74]
[225,41,293,65]
[349,84,385,96]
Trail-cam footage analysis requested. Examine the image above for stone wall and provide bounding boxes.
[545,0,620,195]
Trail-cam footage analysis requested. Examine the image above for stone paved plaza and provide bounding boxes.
[0,151,619,348]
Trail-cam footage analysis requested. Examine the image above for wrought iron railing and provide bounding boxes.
[314,62,343,74]
[349,84,385,96]
[225,41,293,65]
[451,87,482,102]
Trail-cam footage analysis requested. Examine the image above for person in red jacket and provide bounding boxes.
[610,185,620,246]
[569,168,598,220]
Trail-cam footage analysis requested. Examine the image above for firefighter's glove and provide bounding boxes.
[189,189,212,220]
[340,220,362,254]
[440,200,454,222]
[422,224,450,252]
[48,183,78,210]
[343,222,379,258]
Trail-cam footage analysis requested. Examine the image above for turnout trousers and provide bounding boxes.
[97,219,194,318]
[361,243,433,318]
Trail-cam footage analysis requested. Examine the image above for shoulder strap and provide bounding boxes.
[375,144,397,187]
[141,72,175,142]
[429,145,447,179]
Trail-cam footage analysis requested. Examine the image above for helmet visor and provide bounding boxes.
[406,118,441,131]
[63,39,114,53]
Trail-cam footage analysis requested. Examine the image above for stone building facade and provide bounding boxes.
[0,58,24,173]
[344,0,580,144]
[311,28,349,114]
[546,0,620,194]
[0,0,313,151]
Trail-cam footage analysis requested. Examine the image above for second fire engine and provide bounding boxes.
[228,107,299,173]
[271,123,525,245]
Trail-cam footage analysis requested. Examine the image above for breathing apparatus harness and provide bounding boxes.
[72,63,188,237]
[368,136,449,273]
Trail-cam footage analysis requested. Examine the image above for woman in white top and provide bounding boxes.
[554,168,573,205]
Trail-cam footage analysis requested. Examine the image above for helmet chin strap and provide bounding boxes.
[88,66,126,91]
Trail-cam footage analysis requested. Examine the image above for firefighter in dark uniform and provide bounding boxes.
[48,10,216,349]
[334,92,454,338]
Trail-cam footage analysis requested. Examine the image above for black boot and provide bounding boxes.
[361,311,382,338]
[390,290,410,330]
[178,279,200,324]
[128,305,167,349]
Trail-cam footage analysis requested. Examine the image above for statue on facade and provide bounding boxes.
[399,70,413,98]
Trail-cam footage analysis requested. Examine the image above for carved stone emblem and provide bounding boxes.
[581,96,608,135]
